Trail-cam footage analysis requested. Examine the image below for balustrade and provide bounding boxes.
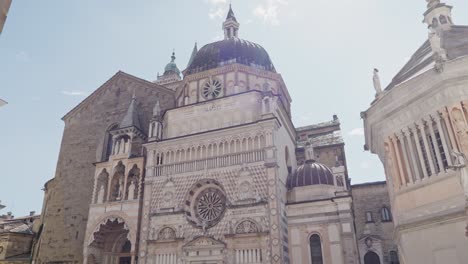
[153,149,265,176]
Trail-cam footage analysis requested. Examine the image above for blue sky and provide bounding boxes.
[1,0,467,216]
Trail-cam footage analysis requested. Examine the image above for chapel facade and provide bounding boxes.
[32,4,405,264]
[362,1,468,263]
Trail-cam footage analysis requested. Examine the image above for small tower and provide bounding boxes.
[110,93,147,158]
[149,98,163,141]
[223,4,240,39]
[423,0,454,70]
[155,51,181,87]
[423,0,453,31]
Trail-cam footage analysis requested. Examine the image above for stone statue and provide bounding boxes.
[128,181,136,200]
[373,68,382,95]
[117,176,124,200]
[97,184,105,204]
[451,151,468,200]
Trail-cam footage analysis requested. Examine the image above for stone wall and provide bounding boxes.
[351,181,397,264]
[33,72,175,264]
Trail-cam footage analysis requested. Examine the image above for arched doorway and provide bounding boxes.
[364,251,381,264]
[86,218,134,264]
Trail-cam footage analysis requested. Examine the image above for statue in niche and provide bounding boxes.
[160,191,174,208]
[115,140,121,154]
[238,181,253,201]
[117,175,124,200]
[451,151,468,200]
[97,184,105,204]
[128,180,136,200]
[372,68,382,96]
[452,108,468,154]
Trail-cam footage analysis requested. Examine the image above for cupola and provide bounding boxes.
[423,0,453,31]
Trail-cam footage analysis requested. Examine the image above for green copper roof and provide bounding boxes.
[163,52,181,76]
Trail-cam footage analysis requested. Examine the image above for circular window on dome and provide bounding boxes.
[194,187,226,227]
[202,78,222,99]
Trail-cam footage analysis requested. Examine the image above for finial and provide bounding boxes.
[305,142,315,163]
[132,88,136,100]
[171,50,176,62]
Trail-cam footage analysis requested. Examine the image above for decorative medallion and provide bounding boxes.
[194,187,227,227]
[202,78,222,99]
[235,220,259,234]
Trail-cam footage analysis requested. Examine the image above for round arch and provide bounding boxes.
[364,251,381,264]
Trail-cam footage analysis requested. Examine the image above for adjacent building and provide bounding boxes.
[362,1,468,263]
[0,0,11,34]
[352,182,398,264]
[0,208,40,264]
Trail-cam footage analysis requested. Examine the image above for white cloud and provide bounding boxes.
[206,0,227,4]
[205,0,228,20]
[253,0,288,26]
[61,90,89,96]
[211,34,224,41]
[348,127,364,136]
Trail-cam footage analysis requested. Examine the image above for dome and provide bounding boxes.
[287,160,335,189]
[184,37,276,75]
[163,52,180,76]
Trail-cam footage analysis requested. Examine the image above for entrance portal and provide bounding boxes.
[85,218,134,264]
[364,251,381,264]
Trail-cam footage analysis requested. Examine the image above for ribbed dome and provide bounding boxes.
[184,37,276,75]
[287,160,335,189]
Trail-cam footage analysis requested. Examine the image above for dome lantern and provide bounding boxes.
[223,4,239,39]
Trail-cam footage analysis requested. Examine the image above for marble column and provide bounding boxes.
[403,127,421,182]
[391,135,407,186]
[397,131,413,184]
[417,120,436,176]
[427,117,444,173]
[434,111,453,167]
[411,123,427,180]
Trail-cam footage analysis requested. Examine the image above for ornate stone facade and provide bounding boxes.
[33,4,403,264]
[362,1,468,263]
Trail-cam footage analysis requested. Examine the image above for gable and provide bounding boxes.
[62,71,175,122]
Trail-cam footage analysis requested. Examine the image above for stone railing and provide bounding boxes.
[153,149,265,176]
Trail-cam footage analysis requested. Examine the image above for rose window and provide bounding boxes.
[202,78,222,99]
[194,187,226,227]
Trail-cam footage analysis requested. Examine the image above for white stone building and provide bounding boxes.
[362,1,468,263]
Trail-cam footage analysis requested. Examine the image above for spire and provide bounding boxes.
[119,92,142,130]
[187,42,198,68]
[226,4,237,22]
[423,0,453,31]
[223,4,240,39]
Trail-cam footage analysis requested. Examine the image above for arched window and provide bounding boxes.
[381,207,392,222]
[309,234,323,264]
[364,251,381,264]
[102,124,118,161]
[366,211,374,223]
[439,15,448,24]
[389,250,400,264]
